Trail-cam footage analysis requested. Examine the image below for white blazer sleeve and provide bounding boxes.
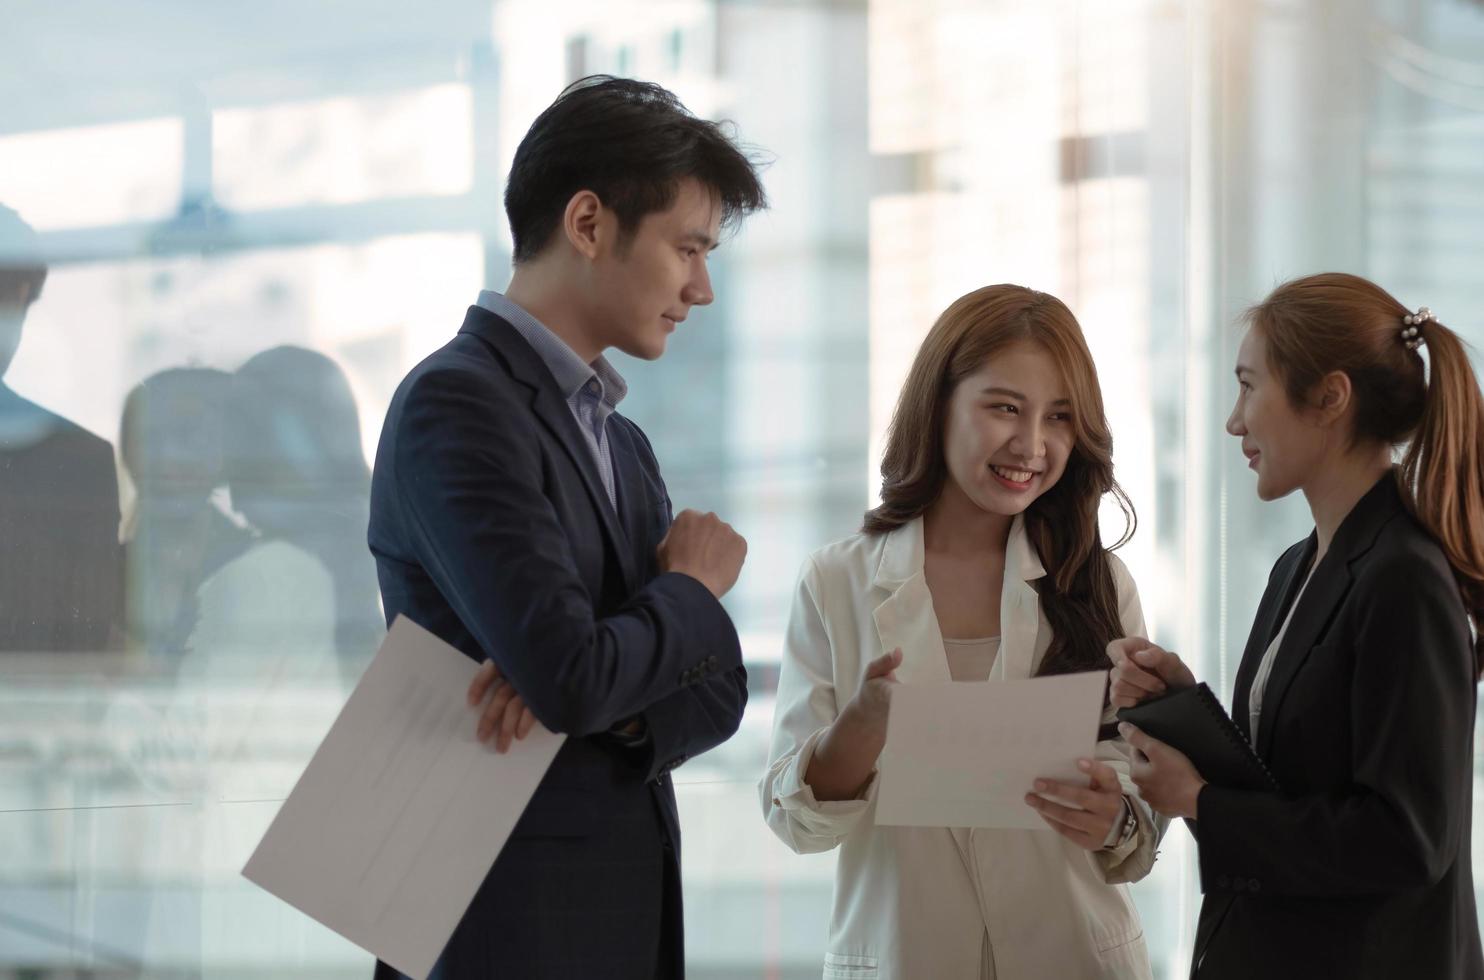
[759,555,875,854]
[1094,551,1167,883]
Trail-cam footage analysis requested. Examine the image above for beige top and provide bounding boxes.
[943,635,1001,682]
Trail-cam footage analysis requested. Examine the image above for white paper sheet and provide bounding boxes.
[242,615,565,979]
[874,671,1106,829]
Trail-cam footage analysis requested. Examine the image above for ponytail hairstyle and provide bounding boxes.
[864,284,1136,678]
[1247,273,1484,676]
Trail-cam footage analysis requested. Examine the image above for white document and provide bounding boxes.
[875,671,1106,830]
[242,615,565,979]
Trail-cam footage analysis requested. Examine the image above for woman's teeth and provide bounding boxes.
[991,465,1034,483]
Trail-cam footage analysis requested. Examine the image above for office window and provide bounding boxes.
[2,1,1482,976]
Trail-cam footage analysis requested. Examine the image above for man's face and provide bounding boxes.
[587,177,720,360]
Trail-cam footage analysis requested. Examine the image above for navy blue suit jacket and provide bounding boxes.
[368,306,746,978]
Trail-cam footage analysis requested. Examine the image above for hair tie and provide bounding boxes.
[1400,307,1434,351]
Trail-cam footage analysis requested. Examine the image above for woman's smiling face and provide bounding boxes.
[939,341,1075,518]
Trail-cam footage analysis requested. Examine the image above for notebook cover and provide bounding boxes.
[1116,683,1281,793]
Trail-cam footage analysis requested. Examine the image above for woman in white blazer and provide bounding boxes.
[761,285,1160,979]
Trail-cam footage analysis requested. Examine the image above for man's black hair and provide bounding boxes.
[504,75,767,262]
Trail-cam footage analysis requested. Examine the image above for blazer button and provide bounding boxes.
[1217,875,1231,889]
[706,655,719,670]
[1248,879,1261,893]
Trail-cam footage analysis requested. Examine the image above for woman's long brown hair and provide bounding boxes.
[863,284,1136,677]
[1248,272,1484,677]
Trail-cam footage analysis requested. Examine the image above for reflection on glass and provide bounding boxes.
[209,345,382,688]
[0,203,122,656]
[213,85,475,211]
[0,119,184,231]
[121,367,253,660]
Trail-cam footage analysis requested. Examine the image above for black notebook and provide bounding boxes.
[1116,683,1282,794]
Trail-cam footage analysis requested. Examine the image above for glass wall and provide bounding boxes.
[1,0,1480,976]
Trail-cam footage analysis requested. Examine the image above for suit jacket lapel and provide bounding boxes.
[1251,550,1350,760]
[871,519,950,684]
[459,306,637,593]
[1232,535,1315,740]
[1242,474,1403,759]
[608,423,651,551]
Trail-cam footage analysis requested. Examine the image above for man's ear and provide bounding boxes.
[562,190,605,261]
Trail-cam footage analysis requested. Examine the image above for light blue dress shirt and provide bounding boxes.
[474,289,628,510]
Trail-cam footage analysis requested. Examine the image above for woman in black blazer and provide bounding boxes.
[1110,273,1484,979]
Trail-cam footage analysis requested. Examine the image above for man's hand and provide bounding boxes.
[1107,637,1196,709]
[657,509,747,599]
[468,659,538,753]
[1121,722,1206,819]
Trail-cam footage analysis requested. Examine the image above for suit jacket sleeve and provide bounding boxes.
[391,365,742,736]
[625,461,748,783]
[635,663,748,782]
[1194,549,1474,897]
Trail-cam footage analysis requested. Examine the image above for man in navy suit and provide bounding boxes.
[368,76,766,978]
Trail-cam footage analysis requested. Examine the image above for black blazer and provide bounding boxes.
[1191,473,1482,979]
[367,306,746,979]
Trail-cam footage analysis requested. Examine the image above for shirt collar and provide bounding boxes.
[475,289,627,408]
[873,513,1045,590]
